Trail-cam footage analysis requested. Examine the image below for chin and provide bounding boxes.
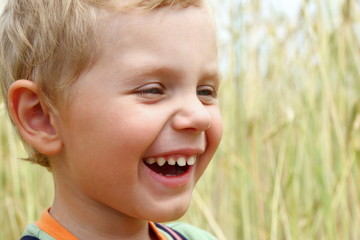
[146,198,191,222]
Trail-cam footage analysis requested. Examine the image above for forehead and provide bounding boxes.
[99,5,215,47]
[91,5,218,76]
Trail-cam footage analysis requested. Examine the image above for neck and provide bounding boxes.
[50,190,153,240]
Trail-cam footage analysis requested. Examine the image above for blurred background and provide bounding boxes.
[1,0,360,239]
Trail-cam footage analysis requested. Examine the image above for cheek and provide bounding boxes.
[63,107,165,171]
[204,116,222,165]
[209,109,223,149]
[195,110,222,179]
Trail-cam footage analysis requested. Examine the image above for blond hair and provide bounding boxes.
[0,0,202,168]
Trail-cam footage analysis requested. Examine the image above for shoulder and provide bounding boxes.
[165,222,217,240]
[21,223,55,240]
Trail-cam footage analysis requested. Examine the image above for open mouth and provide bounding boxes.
[143,156,196,177]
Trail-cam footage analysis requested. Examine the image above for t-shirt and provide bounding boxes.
[22,209,217,240]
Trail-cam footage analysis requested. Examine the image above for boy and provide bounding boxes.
[0,0,223,239]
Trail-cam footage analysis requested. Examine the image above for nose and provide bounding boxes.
[171,96,212,132]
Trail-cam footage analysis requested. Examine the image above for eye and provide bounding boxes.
[134,83,165,101]
[136,87,164,95]
[197,88,216,97]
[197,86,217,97]
[197,86,218,104]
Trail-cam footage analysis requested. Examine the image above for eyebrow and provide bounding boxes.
[201,69,221,82]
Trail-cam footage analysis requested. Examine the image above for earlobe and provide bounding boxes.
[8,80,62,156]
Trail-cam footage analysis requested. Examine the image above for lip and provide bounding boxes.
[141,148,203,188]
[143,162,194,188]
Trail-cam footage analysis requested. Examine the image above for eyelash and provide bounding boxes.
[197,88,218,98]
[134,85,218,102]
[136,87,164,95]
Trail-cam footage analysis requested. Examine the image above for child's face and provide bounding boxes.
[53,6,222,222]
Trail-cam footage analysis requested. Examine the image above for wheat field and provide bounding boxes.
[1,0,360,239]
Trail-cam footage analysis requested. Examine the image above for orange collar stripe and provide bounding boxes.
[149,222,168,240]
[35,208,167,240]
[36,209,78,240]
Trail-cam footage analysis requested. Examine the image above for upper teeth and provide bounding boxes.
[144,156,197,166]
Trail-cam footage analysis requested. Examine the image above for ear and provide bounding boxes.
[8,80,62,156]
